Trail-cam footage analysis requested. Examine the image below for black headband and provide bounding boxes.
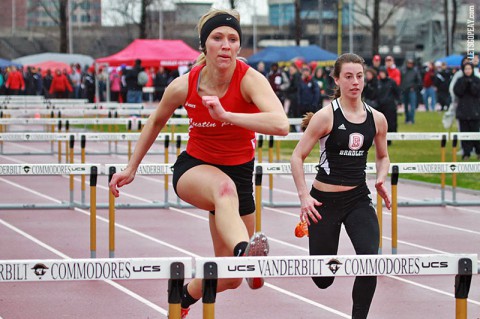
[200,14,242,49]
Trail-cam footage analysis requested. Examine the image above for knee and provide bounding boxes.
[217,180,237,199]
[312,276,334,289]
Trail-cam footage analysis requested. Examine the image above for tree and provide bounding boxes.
[29,0,69,53]
[104,0,156,39]
[353,0,406,55]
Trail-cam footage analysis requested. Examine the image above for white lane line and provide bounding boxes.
[0,218,168,316]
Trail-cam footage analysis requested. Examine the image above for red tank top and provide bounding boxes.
[184,60,259,165]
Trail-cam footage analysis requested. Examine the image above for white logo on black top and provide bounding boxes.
[338,124,346,130]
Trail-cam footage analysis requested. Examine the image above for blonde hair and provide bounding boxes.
[195,9,241,66]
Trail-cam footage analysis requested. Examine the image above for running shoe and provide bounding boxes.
[244,232,269,289]
[180,307,190,319]
[294,220,309,238]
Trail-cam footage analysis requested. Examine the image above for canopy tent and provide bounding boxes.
[0,58,22,69]
[26,60,72,76]
[96,39,200,68]
[436,54,464,67]
[12,53,94,69]
[247,45,337,67]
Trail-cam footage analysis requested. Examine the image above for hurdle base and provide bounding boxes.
[95,202,169,209]
[262,200,300,207]
[0,202,72,210]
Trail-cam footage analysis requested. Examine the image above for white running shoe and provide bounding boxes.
[244,232,269,289]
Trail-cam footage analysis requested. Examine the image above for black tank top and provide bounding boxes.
[315,98,376,186]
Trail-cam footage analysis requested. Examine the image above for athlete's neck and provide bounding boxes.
[339,97,362,111]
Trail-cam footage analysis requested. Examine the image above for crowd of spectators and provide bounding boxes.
[253,53,479,158]
[0,60,181,104]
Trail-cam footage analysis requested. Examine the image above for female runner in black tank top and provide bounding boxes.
[290,53,391,319]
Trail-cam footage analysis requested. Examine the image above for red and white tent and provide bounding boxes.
[96,39,200,68]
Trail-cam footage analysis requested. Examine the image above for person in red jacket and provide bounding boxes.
[385,55,401,86]
[49,69,73,98]
[5,65,25,95]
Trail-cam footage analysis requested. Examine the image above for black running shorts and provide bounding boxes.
[172,151,255,216]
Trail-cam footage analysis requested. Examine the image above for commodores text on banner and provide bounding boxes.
[196,254,477,279]
[0,258,192,282]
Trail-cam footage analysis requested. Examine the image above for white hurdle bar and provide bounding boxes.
[0,257,191,319]
[1,254,477,319]
[0,163,99,210]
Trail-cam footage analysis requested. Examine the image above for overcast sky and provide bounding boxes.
[101,0,268,26]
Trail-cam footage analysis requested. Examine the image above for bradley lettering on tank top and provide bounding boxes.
[339,133,365,156]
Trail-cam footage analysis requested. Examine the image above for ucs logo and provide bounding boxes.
[132,265,162,272]
[227,265,256,272]
[422,261,448,269]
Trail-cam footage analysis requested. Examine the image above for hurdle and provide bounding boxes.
[0,257,191,319]
[0,132,71,156]
[0,163,99,210]
[101,164,173,210]
[195,253,478,319]
[449,132,480,206]
[2,254,475,318]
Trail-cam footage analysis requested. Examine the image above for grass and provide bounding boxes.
[86,110,479,191]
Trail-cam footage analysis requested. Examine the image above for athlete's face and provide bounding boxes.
[205,26,241,69]
[335,62,364,99]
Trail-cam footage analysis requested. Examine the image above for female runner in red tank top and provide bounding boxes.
[109,8,289,318]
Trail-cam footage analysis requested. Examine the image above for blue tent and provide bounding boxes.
[0,58,22,68]
[436,54,464,67]
[247,45,337,66]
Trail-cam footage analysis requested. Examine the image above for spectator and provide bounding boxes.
[385,55,401,86]
[377,67,401,145]
[363,67,378,109]
[43,69,53,97]
[313,66,329,109]
[433,61,452,111]
[453,61,480,160]
[82,66,96,103]
[125,59,144,103]
[49,69,73,98]
[422,61,437,111]
[284,63,302,131]
[267,62,290,104]
[5,65,25,95]
[110,68,122,102]
[154,66,169,101]
[400,58,422,124]
[70,64,82,99]
[255,61,267,77]
[298,65,320,117]
[372,54,381,74]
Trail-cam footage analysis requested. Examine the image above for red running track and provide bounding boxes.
[0,137,479,319]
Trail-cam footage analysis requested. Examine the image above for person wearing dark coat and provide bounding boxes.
[377,67,401,145]
[453,62,480,160]
[363,67,378,109]
[298,65,320,117]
